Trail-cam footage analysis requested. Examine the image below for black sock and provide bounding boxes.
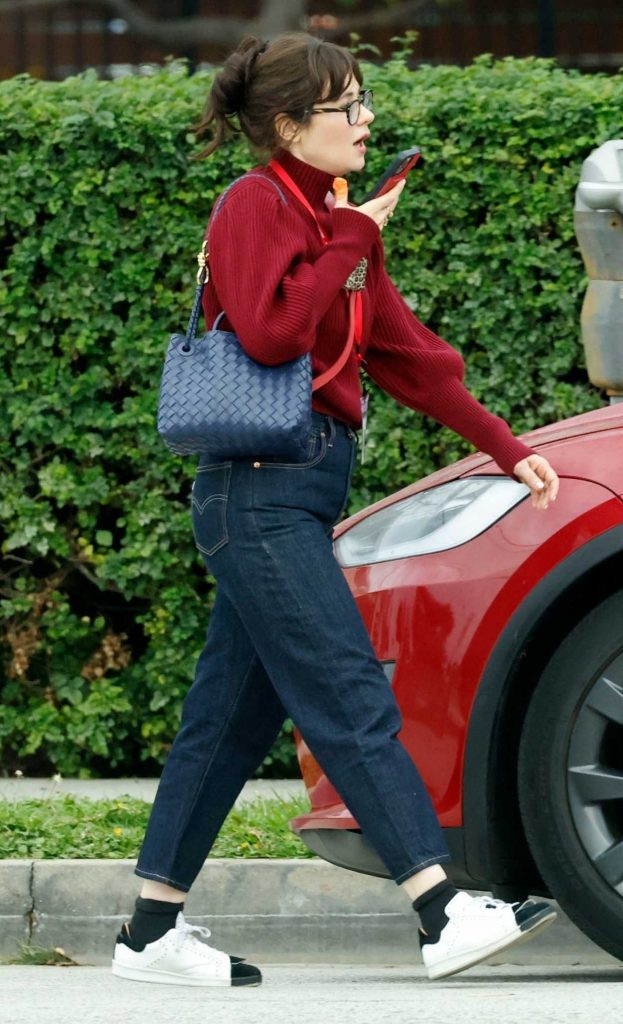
[122,896,185,951]
[412,879,458,942]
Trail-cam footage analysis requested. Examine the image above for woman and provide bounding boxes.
[112,32,560,988]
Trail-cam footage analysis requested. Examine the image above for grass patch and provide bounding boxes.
[0,795,315,860]
[3,943,81,966]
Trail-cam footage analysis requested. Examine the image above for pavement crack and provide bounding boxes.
[26,861,36,942]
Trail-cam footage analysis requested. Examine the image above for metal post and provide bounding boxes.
[74,0,83,76]
[14,10,25,74]
[537,0,556,57]
[181,0,199,73]
[44,6,54,80]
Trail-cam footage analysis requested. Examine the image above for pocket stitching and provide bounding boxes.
[191,493,227,514]
[257,430,327,470]
[196,461,233,474]
[191,464,231,555]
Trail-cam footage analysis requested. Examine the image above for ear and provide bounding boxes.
[274,112,302,147]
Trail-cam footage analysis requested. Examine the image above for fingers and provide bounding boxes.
[527,458,559,510]
[375,180,406,230]
[379,179,406,214]
[543,465,559,501]
[365,180,405,214]
[514,456,559,510]
[529,479,547,508]
[344,177,406,230]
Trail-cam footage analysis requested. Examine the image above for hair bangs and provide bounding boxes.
[309,41,362,104]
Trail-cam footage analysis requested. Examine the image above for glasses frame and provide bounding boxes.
[307,89,374,127]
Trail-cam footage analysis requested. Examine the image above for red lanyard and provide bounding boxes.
[268,158,364,357]
[268,158,330,244]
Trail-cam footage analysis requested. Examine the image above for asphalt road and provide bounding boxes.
[2,964,621,1024]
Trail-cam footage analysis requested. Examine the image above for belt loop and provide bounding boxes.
[326,416,336,447]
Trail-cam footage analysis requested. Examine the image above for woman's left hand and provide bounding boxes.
[513,454,559,510]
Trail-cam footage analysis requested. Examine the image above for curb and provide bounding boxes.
[0,778,305,804]
[1,858,618,967]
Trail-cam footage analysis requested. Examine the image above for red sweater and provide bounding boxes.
[202,148,535,478]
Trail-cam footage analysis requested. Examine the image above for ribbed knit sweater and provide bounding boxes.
[201,148,535,479]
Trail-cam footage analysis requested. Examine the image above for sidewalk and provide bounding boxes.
[3,965,623,1024]
[0,777,305,804]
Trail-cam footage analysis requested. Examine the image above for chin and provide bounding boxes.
[342,159,365,177]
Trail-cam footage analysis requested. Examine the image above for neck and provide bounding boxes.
[270,148,337,210]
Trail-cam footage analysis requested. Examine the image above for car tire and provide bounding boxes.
[518,590,623,961]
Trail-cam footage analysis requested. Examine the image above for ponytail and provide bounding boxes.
[190,36,268,160]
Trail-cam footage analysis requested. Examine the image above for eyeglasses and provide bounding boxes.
[308,90,374,127]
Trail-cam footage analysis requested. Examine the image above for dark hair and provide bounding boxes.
[190,32,362,160]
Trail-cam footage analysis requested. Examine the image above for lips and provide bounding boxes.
[354,133,370,146]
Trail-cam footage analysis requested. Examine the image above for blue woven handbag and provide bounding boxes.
[157,168,358,461]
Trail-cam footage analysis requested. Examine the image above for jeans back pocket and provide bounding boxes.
[191,462,231,556]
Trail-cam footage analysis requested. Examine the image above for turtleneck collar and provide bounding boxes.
[269,148,337,211]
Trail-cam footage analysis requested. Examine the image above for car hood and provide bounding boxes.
[336,403,623,536]
[512,402,623,445]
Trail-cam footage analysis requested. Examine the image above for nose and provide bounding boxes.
[361,104,374,126]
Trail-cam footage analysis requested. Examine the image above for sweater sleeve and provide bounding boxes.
[365,264,535,480]
[207,181,379,366]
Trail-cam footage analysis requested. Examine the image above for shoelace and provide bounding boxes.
[173,920,213,953]
[469,895,516,912]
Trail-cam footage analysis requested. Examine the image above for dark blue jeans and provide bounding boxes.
[135,412,450,891]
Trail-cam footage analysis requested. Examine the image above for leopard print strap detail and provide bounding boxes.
[344,257,368,292]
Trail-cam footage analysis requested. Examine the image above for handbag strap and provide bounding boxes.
[189,160,364,393]
[185,174,286,342]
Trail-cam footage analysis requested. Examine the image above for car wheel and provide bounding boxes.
[518,590,623,961]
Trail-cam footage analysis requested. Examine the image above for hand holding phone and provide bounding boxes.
[362,147,422,203]
[332,147,421,231]
[332,175,406,232]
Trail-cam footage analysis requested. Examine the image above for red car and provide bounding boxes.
[291,403,623,962]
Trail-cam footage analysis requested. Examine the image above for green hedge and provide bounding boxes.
[1,48,621,778]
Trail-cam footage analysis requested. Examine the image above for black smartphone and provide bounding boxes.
[361,147,423,203]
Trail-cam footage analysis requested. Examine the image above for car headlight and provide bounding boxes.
[334,476,529,567]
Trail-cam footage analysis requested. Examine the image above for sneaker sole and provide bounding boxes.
[112,961,262,987]
[426,909,557,981]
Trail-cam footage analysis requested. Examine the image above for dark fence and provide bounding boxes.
[0,0,622,80]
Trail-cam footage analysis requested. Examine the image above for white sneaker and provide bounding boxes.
[420,892,557,980]
[111,910,262,987]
